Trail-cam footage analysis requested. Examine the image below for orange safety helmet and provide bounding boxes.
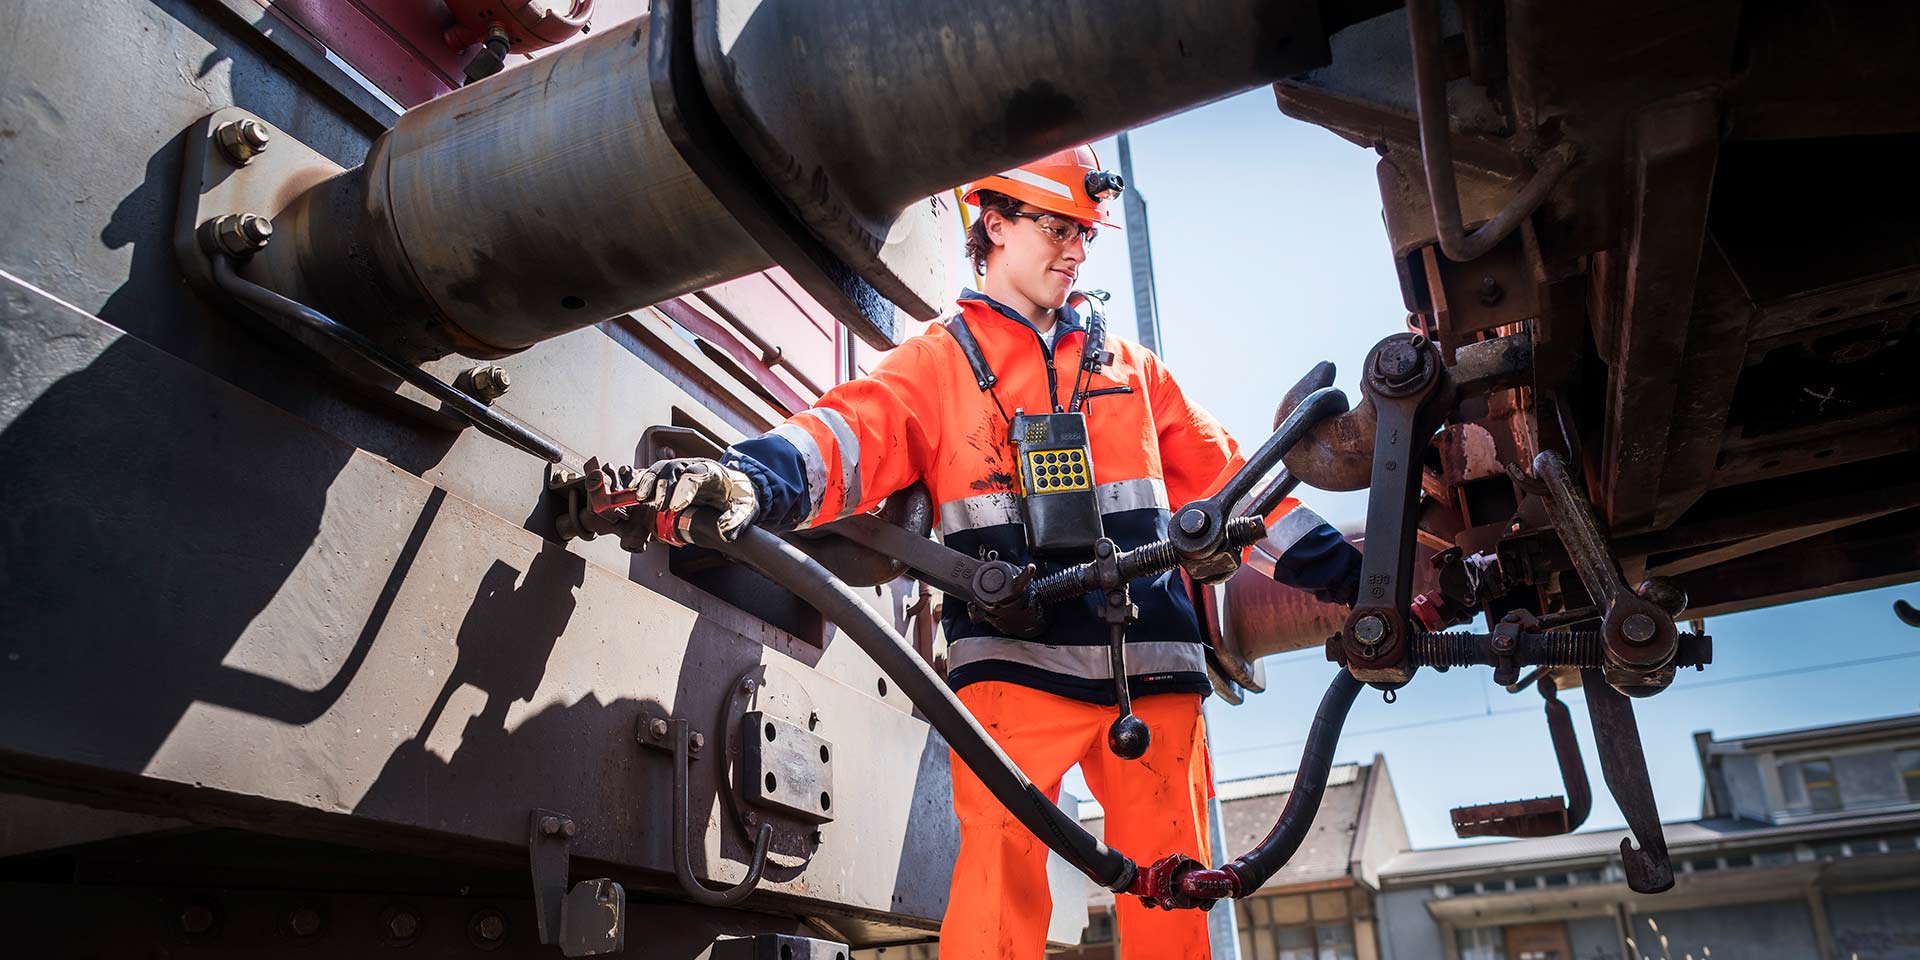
[961,145,1126,229]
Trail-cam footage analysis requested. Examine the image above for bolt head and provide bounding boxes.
[388,912,420,939]
[1374,340,1423,385]
[181,905,216,935]
[811,828,826,844]
[214,118,271,164]
[541,815,561,835]
[560,819,576,837]
[466,364,511,401]
[978,566,1007,593]
[288,907,322,937]
[1352,614,1387,644]
[1178,509,1208,535]
[1622,613,1658,644]
[210,213,273,256]
[475,913,506,942]
[648,717,669,739]
[741,677,758,692]
[689,731,705,751]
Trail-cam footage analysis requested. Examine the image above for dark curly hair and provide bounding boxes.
[964,190,1024,276]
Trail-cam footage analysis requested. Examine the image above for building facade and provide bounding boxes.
[1374,714,1920,960]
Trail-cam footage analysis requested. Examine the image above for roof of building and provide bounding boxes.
[1377,808,1920,883]
[1080,763,1375,891]
[1703,712,1920,752]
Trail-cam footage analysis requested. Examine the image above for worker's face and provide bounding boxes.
[985,205,1092,309]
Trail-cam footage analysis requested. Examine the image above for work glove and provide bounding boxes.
[634,457,759,541]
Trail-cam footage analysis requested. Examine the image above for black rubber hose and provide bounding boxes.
[1224,670,1363,892]
[689,515,1139,892]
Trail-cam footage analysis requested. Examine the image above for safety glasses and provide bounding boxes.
[1005,210,1098,247]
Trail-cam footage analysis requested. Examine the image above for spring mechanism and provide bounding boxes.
[1407,630,1607,668]
[1032,539,1181,606]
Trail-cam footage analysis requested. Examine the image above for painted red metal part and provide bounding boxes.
[1124,854,1237,911]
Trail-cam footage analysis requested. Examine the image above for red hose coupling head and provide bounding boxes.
[1128,854,1237,911]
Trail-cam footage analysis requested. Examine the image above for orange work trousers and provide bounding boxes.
[941,681,1213,960]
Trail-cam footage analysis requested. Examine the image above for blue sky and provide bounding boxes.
[1057,89,1920,850]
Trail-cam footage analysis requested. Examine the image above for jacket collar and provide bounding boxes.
[958,288,1085,338]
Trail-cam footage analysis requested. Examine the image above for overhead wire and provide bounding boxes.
[1216,648,1920,758]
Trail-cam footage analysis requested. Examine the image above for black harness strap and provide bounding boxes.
[945,313,998,390]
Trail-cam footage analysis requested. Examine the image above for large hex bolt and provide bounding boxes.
[469,910,507,949]
[465,364,512,402]
[210,213,274,256]
[214,118,272,165]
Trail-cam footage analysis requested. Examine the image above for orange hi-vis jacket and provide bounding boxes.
[725,290,1359,703]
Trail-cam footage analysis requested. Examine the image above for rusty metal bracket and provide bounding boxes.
[639,716,773,907]
[527,810,627,957]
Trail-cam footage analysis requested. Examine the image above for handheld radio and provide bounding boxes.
[946,290,1115,558]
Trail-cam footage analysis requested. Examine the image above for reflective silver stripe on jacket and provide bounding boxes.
[938,490,1022,535]
[1094,476,1167,515]
[947,636,1207,678]
[937,476,1170,536]
[1247,503,1331,579]
[766,422,828,524]
[798,407,862,521]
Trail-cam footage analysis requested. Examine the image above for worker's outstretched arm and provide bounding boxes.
[721,334,950,532]
[1146,352,1362,605]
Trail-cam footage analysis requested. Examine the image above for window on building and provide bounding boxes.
[1276,924,1315,960]
[1456,926,1507,960]
[1687,857,1720,872]
[1898,749,1920,802]
[1513,875,1541,889]
[1886,833,1918,851]
[1782,758,1842,812]
[1450,882,1478,897]
[1315,922,1357,960]
[1724,852,1754,868]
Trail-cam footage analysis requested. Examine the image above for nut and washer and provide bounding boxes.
[209,213,273,256]
[466,364,512,402]
[214,118,272,164]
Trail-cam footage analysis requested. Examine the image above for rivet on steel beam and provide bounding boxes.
[287,906,323,937]
[180,904,216,935]
[214,118,271,165]
[387,911,420,940]
[472,910,507,943]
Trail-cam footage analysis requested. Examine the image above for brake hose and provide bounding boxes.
[686,514,1140,893]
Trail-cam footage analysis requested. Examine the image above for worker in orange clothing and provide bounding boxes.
[636,145,1361,959]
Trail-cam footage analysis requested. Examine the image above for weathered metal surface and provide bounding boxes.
[0,270,958,930]
[692,0,1336,325]
[250,14,772,361]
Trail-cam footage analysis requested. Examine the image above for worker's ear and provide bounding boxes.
[982,208,1010,248]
